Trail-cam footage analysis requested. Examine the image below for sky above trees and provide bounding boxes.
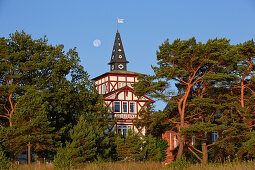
[0,0,254,110]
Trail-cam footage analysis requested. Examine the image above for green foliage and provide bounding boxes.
[0,31,108,162]
[115,130,144,161]
[53,146,73,169]
[181,123,226,137]
[143,135,168,161]
[237,131,255,159]
[135,37,255,162]
[54,114,116,166]
[168,155,191,170]
[6,89,55,160]
[134,103,171,137]
[68,116,97,163]
[212,123,250,162]
[0,150,10,170]
[115,132,168,162]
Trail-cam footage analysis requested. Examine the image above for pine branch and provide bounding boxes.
[188,146,202,162]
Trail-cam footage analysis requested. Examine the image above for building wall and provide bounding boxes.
[94,73,149,136]
[162,131,179,163]
[95,75,138,94]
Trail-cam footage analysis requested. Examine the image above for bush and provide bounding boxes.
[53,146,73,169]
[168,156,191,170]
[143,135,168,161]
[0,150,10,170]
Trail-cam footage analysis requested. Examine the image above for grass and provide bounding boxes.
[11,161,255,170]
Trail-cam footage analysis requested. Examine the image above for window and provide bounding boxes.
[174,135,178,149]
[118,82,125,88]
[123,102,127,113]
[192,136,195,145]
[212,132,218,143]
[118,125,132,137]
[123,128,127,137]
[114,101,120,113]
[130,102,135,113]
[102,85,106,94]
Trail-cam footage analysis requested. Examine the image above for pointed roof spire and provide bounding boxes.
[108,31,129,71]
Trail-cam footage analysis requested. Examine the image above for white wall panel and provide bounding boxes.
[127,77,134,82]
[110,76,117,81]
[119,76,125,81]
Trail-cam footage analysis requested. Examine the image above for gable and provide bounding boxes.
[104,86,153,102]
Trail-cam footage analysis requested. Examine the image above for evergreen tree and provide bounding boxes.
[115,131,144,161]
[54,112,116,168]
[143,134,168,161]
[7,89,54,165]
[135,37,233,159]
[0,31,105,162]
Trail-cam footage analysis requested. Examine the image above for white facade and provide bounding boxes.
[93,72,152,136]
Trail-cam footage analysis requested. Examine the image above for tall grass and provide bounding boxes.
[13,161,255,170]
[187,161,255,170]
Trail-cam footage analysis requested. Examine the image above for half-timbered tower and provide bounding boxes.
[92,30,153,136]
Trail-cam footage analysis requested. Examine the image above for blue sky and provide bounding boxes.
[1,0,255,110]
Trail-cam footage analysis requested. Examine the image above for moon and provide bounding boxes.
[93,39,101,47]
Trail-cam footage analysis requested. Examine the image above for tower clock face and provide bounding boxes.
[112,65,114,70]
[118,64,124,69]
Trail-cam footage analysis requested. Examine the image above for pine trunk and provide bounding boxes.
[201,141,208,164]
[176,135,184,159]
[176,115,185,159]
[176,85,191,159]
[28,140,31,165]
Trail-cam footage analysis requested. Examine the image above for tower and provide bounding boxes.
[108,30,129,71]
[92,30,153,136]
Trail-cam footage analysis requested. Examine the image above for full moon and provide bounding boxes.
[93,39,101,47]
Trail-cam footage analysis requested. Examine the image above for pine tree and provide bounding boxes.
[115,131,144,161]
[143,134,168,161]
[7,89,54,165]
[0,31,106,162]
[54,113,116,168]
[135,37,233,159]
